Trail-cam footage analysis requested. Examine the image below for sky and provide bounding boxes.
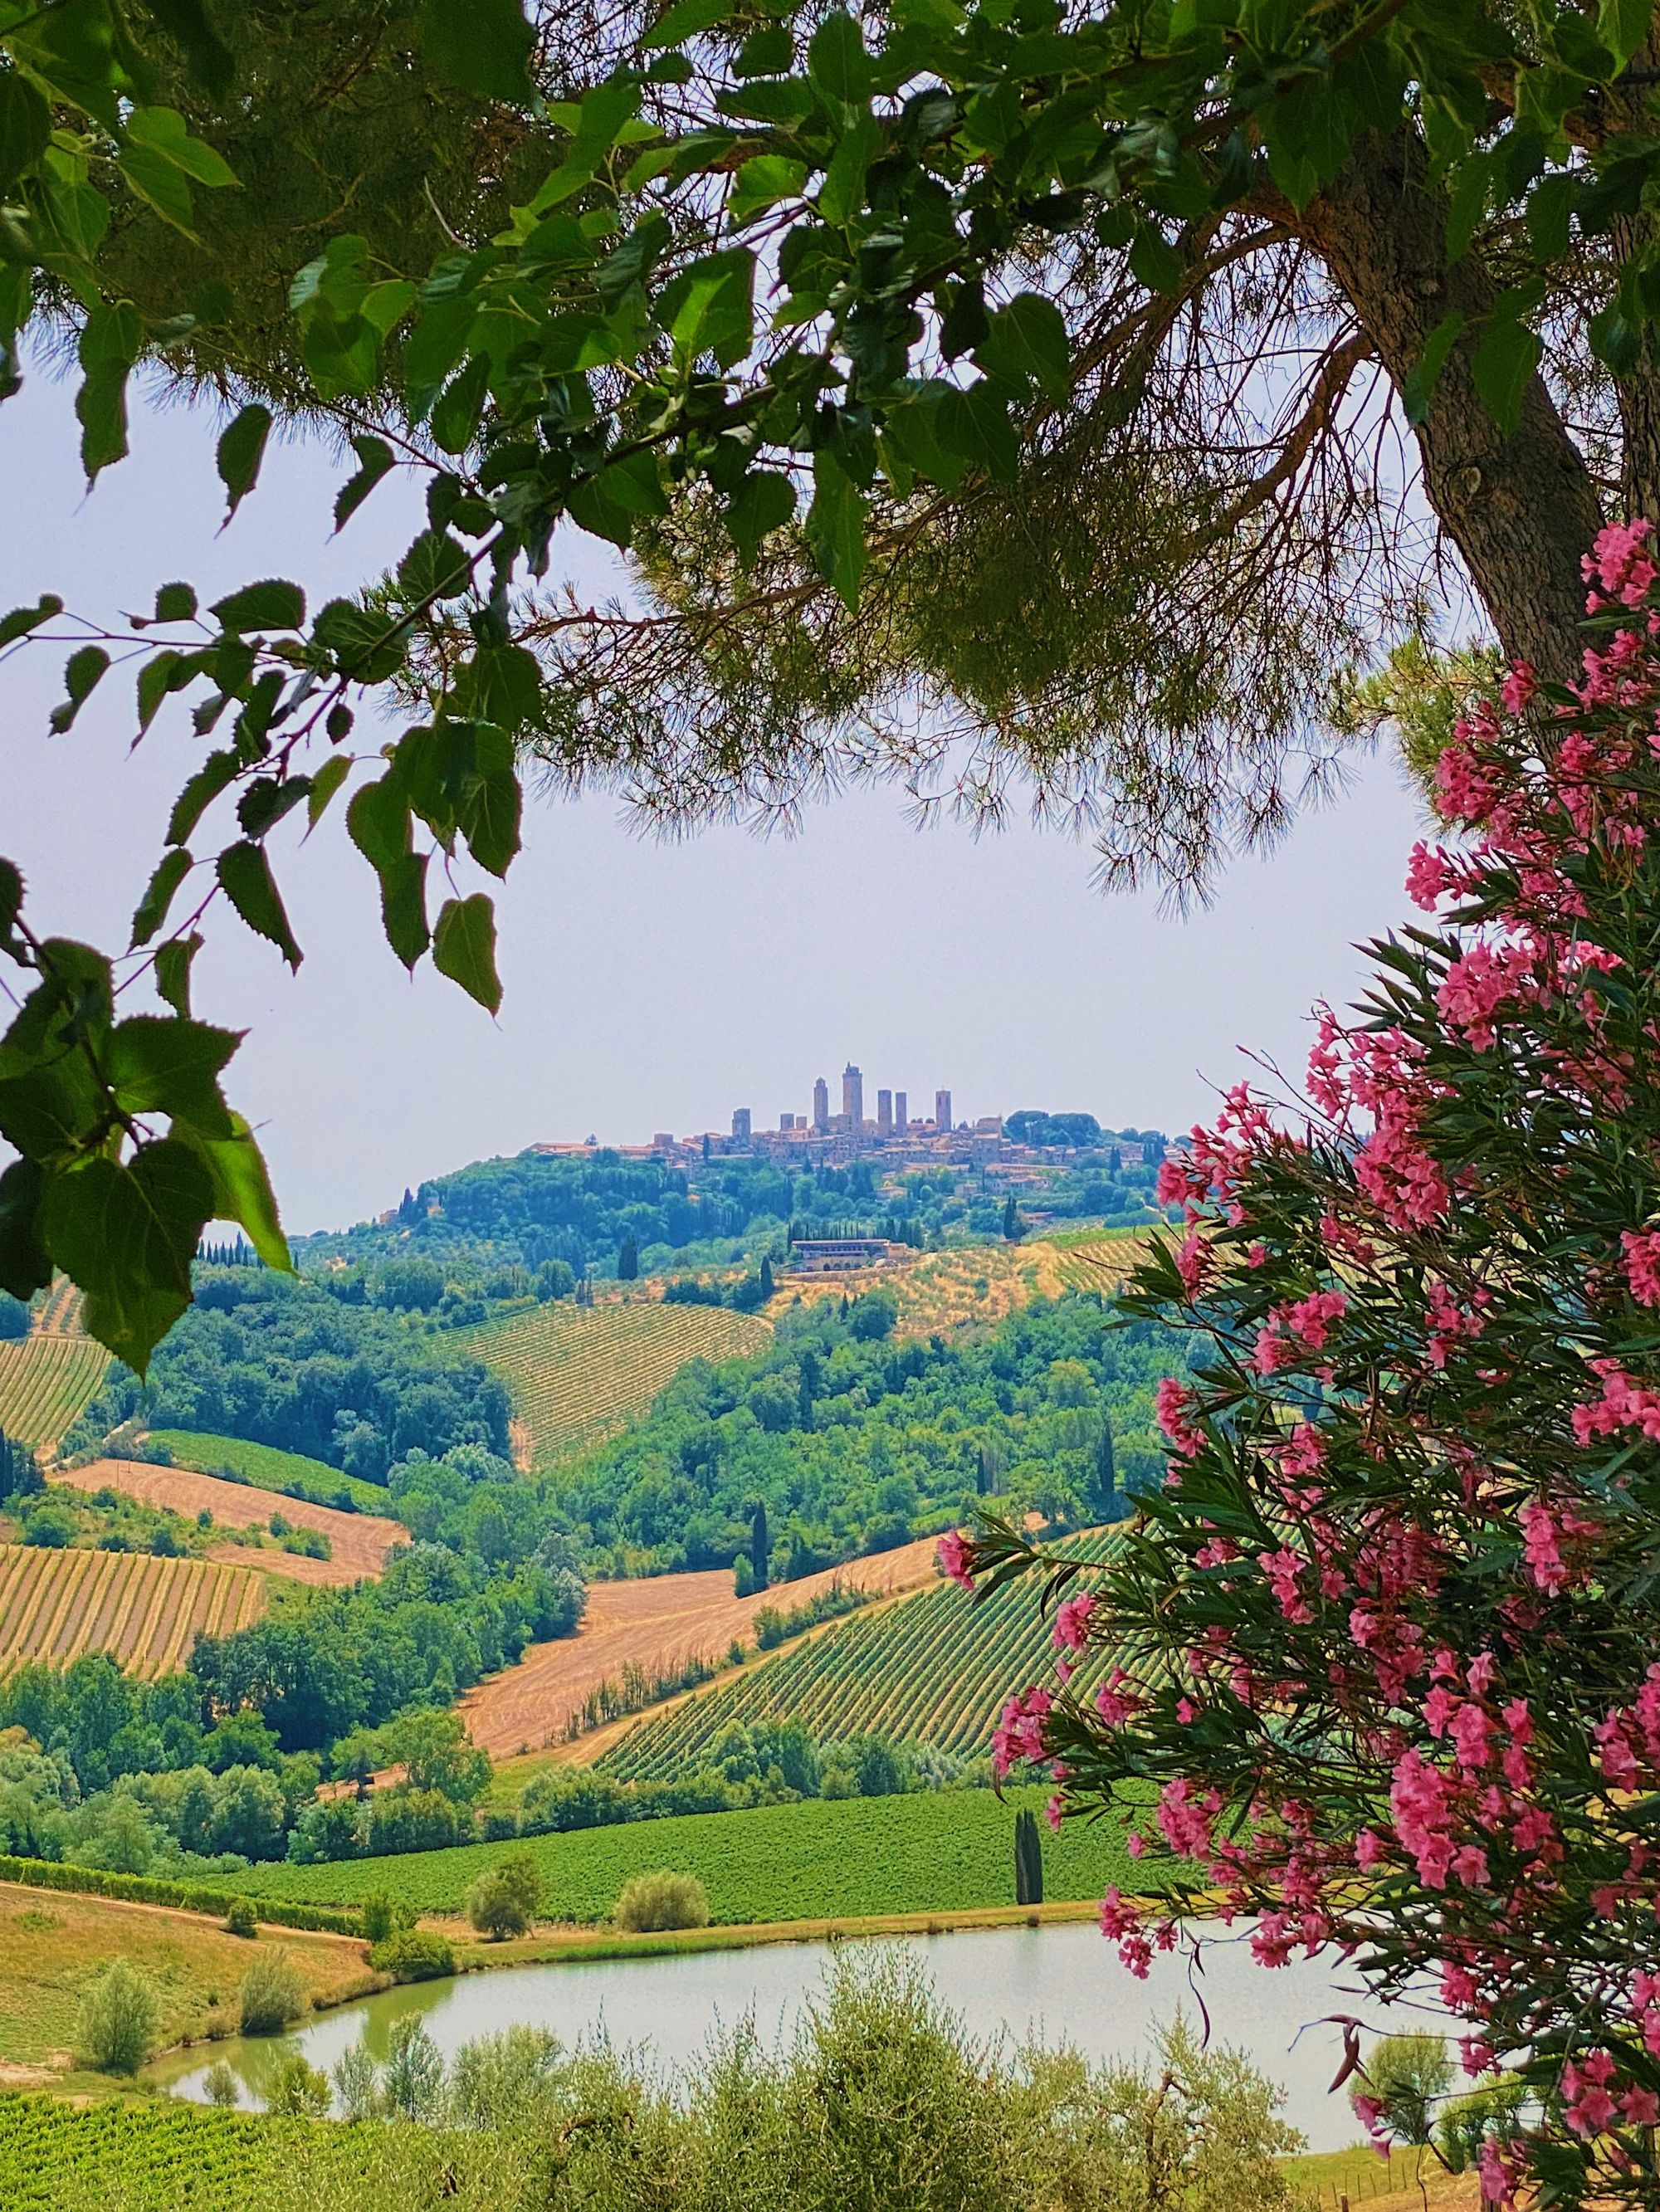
[2,369,1427,1234]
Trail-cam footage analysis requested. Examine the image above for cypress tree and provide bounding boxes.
[1014,1809,1044,1906]
[749,1499,769,1587]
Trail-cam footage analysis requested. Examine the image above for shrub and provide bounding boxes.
[359,1890,401,1944]
[466,1850,544,1940]
[265,2052,331,2117]
[75,1960,159,2075]
[238,1948,306,2036]
[223,1898,256,1939]
[1350,2034,1453,2150]
[368,1929,455,1981]
[202,2060,240,2109]
[613,1871,710,1933]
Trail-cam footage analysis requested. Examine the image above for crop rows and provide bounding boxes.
[0,1544,264,1679]
[0,1335,110,1453]
[32,1275,88,1336]
[452,1300,772,1467]
[597,1533,1120,1777]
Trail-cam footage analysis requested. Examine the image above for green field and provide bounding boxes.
[0,2098,522,2212]
[599,1533,1118,1775]
[214,1788,1154,1923]
[0,1336,110,1454]
[144,1431,397,1516]
[448,1299,773,1468]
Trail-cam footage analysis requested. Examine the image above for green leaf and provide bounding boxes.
[0,71,51,194]
[659,248,755,369]
[1128,226,1184,295]
[105,1013,237,1135]
[724,471,797,567]
[430,353,491,455]
[49,646,111,735]
[397,530,472,604]
[416,0,535,104]
[935,381,1019,484]
[979,294,1071,403]
[76,304,141,481]
[454,644,544,731]
[1472,310,1542,439]
[217,841,302,969]
[129,849,193,948]
[0,859,21,947]
[184,1111,290,1272]
[378,850,432,967]
[643,0,733,49]
[305,754,352,832]
[138,0,237,96]
[217,403,273,522]
[167,750,239,846]
[808,11,868,115]
[819,110,879,227]
[806,449,867,611]
[118,139,199,238]
[124,105,238,188]
[154,934,202,1018]
[0,595,63,649]
[0,1158,51,1302]
[729,154,807,222]
[210,578,305,633]
[154,581,198,623]
[333,433,397,530]
[347,776,414,873]
[41,1141,212,1372]
[1600,0,1652,66]
[1401,311,1467,427]
[432,893,502,1013]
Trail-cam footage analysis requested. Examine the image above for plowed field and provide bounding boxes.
[0,1544,265,1678]
[461,1534,942,1759]
[53,1462,404,1585]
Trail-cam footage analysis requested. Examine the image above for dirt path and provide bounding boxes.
[54,1460,404,1584]
[461,1536,943,1758]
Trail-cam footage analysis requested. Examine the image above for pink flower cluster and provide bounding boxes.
[1583,515,1658,609]
[1052,1592,1095,1652]
[991,1686,1052,1779]
[1594,1662,1660,1792]
[1571,1358,1660,1447]
[1154,1377,1204,1464]
[1620,1228,1660,1307]
[935,1528,976,1590]
[1518,1499,1600,1594]
[1252,1288,1346,1376]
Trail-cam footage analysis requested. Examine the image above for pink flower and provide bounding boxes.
[1094,1668,1141,1727]
[1155,1378,1205,1461]
[935,1528,977,1589]
[1621,1228,1660,1307]
[1052,1592,1095,1652]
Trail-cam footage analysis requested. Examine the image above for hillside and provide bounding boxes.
[594,1531,1117,1777]
[0,1336,110,1455]
[461,1536,940,1758]
[144,1430,394,1516]
[448,1299,773,1470]
[51,1462,405,1585]
[775,1228,1149,1336]
[0,1545,265,1678]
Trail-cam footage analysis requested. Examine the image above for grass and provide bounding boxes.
[144,1432,393,1516]
[1282,2142,1438,2209]
[214,1786,1160,1924]
[0,1882,374,2070]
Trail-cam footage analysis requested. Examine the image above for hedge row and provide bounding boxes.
[0,1853,364,1936]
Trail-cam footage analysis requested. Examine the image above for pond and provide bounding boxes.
[159,1920,1445,2152]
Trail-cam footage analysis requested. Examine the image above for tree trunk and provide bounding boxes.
[1305,127,1604,685]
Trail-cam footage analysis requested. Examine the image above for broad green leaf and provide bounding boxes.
[819,110,879,226]
[76,304,141,480]
[217,403,272,521]
[806,448,867,610]
[305,754,352,832]
[455,644,544,731]
[48,645,110,735]
[154,581,198,623]
[217,841,302,969]
[935,381,1019,484]
[430,354,491,455]
[347,776,414,873]
[211,578,305,632]
[378,850,431,967]
[1600,0,1652,66]
[459,757,521,878]
[1129,226,1184,295]
[154,933,202,1018]
[0,1157,51,1302]
[659,248,756,369]
[0,594,63,649]
[333,432,397,530]
[124,105,238,188]
[129,849,193,948]
[643,0,733,49]
[397,530,472,604]
[237,774,309,839]
[808,12,868,114]
[432,893,502,1013]
[416,0,536,104]
[185,1111,290,1272]
[979,294,1071,403]
[313,598,408,682]
[139,0,236,96]
[1472,309,1542,438]
[41,1141,212,1371]
[138,647,191,735]
[118,139,199,238]
[724,471,796,567]
[0,72,51,194]
[105,1013,237,1134]
[730,154,808,223]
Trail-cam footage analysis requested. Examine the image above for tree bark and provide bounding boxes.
[1304,127,1604,685]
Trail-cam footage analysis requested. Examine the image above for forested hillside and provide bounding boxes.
[550,1293,1182,1577]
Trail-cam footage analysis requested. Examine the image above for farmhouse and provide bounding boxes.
[787,1237,899,1276]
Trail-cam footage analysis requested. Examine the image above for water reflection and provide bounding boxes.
[159,1921,1443,2153]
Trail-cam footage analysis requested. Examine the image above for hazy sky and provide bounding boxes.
[2,370,1427,1233]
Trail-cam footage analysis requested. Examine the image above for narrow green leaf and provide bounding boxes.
[48,646,110,735]
[0,74,51,195]
[0,1157,51,1302]
[432,893,502,1013]
[808,12,868,114]
[333,433,397,530]
[167,751,239,846]
[305,754,352,832]
[378,850,432,967]
[76,305,141,481]
[1472,313,1542,439]
[806,449,867,611]
[818,110,879,227]
[154,934,202,1018]
[216,403,273,522]
[130,849,193,948]
[217,841,303,969]
[1401,311,1466,427]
